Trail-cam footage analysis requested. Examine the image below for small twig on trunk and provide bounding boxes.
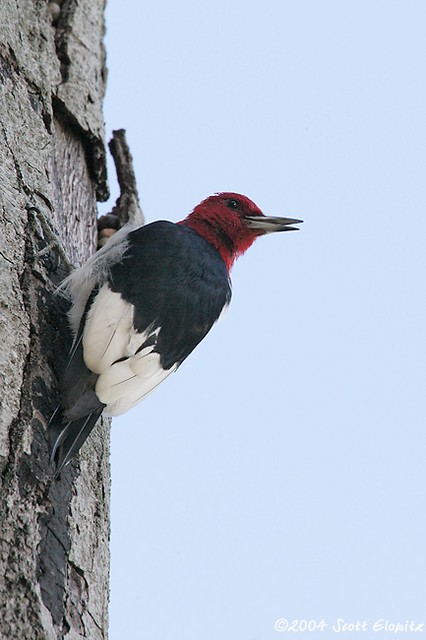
[98,129,144,247]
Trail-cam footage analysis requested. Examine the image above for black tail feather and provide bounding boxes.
[49,289,106,478]
[50,407,104,478]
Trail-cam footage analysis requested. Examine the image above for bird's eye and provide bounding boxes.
[226,199,239,210]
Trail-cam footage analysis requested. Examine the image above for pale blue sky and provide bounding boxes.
[101,2,426,638]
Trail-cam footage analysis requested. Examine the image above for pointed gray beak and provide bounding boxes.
[245,215,303,233]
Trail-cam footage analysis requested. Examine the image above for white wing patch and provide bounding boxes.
[96,357,176,416]
[82,283,176,416]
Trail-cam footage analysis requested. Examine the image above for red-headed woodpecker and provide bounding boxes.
[50,193,302,475]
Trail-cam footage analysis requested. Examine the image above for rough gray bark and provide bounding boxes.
[0,0,111,638]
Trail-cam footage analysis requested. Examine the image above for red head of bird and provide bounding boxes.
[180,192,302,270]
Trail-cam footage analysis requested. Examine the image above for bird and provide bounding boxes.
[50,192,302,475]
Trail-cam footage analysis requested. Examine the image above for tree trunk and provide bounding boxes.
[0,1,111,638]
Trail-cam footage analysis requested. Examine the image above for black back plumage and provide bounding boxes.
[108,221,232,369]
